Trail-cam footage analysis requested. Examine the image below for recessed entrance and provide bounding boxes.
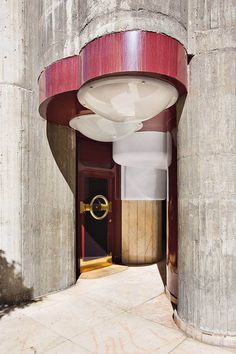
[79,174,112,272]
[77,134,121,275]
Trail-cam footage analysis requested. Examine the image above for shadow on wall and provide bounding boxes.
[0,250,39,319]
[46,122,76,195]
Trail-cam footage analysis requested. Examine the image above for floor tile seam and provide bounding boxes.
[42,338,94,354]
[82,294,158,313]
[76,283,157,297]
[67,310,172,346]
[67,292,129,313]
[66,313,187,354]
[124,310,185,335]
[19,300,69,318]
[67,310,129,341]
[67,339,95,353]
[135,292,166,306]
[121,292,166,313]
[83,286,164,303]
[38,338,69,354]
[67,338,94,354]
[127,311,180,331]
[36,292,111,309]
[168,336,188,353]
[18,312,74,343]
[81,291,131,310]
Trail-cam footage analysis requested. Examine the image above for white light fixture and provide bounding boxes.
[77,75,178,123]
[113,131,172,168]
[69,113,143,142]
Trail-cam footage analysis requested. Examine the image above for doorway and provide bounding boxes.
[76,135,121,276]
[79,172,112,272]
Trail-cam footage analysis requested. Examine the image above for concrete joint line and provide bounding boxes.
[0,82,33,92]
[192,46,236,56]
[80,9,187,33]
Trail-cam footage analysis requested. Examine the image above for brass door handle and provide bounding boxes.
[80,195,112,221]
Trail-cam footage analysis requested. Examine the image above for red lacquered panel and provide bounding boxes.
[78,134,114,169]
[140,107,175,132]
[81,31,187,94]
[41,92,84,126]
[38,31,187,126]
[166,112,178,302]
[39,56,81,103]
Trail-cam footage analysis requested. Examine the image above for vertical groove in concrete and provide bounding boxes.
[178,0,236,337]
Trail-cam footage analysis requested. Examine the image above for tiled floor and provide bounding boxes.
[0,265,235,354]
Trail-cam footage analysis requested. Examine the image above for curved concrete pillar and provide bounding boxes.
[78,0,187,50]
[0,0,76,304]
[38,0,81,68]
[38,0,188,69]
[176,0,236,347]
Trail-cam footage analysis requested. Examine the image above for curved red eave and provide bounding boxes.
[38,31,187,127]
[38,55,84,125]
[81,31,187,93]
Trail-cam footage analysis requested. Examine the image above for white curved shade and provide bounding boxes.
[113,131,172,169]
[77,76,178,123]
[69,114,142,142]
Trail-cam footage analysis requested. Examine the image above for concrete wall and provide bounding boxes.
[177,0,236,344]
[0,0,76,303]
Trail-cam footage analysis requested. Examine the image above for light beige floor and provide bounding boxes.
[0,265,235,354]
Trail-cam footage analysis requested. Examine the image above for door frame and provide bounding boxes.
[76,165,121,278]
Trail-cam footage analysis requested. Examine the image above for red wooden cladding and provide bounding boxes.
[38,31,187,129]
[166,111,178,302]
[41,92,83,126]
[39,56,81,103]
[140,107,175,132]
[81,31,187,94]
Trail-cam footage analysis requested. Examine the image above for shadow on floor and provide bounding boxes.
[0,250,39,319]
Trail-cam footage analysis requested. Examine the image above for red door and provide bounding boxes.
[79,171,113,261]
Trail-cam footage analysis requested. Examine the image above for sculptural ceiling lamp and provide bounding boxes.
[69,113,143,142]
[38,31,187,138]
[77,76,178,123]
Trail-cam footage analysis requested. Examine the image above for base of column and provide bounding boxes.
[165,286,177,305]
[174,310,236,348]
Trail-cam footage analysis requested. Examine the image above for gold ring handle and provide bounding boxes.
[90,195,109,220]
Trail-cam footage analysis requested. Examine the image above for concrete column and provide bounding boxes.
[78,0,188,50]
[0,0,76,304]
[176,0,236,347]
[38,0,188,68]
[0,0,34,303]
